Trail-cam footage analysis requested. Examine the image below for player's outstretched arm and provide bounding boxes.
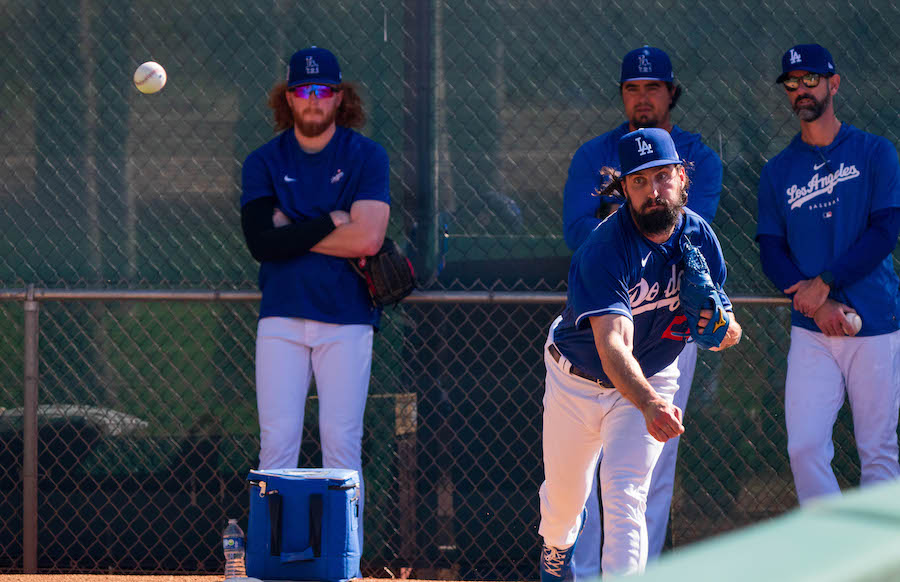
[589,314,685,442]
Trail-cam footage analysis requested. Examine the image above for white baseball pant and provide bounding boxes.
[539,322,680,577]
[572,340,694,579]
[255,316,373,545]
[785,327,900,503]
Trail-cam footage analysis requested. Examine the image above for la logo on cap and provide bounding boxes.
[638,53,652,73]
[636,136,654,156]
[789,48,802,64]
[306,56,319,74]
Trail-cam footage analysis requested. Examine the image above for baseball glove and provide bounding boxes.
[349,238,416,307]
[679,235,729,350]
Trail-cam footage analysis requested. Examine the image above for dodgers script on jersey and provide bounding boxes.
[757,123,900,335]
[553,206,731,384]
[241,126,390,325]
[562,122,723,250]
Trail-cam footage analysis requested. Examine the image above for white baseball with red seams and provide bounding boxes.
[133,61,166,94]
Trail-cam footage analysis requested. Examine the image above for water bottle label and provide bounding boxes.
[223,536,245,552]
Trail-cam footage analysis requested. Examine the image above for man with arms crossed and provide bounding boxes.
[240,46,390,552]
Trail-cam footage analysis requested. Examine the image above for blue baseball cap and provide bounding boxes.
[776,44,836,83]
[618,128,682,176]
[287,46,342,88]
[620,46,674,83]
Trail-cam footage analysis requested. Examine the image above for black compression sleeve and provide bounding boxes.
[241,196,337,262]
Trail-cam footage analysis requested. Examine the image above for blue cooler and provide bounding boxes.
[246,468,361,582]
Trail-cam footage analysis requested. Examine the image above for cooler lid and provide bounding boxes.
[247,467,359,485]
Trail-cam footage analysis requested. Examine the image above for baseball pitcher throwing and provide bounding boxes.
[539,128,741,578]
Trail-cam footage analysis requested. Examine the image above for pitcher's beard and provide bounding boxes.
[633,206,678,236]
[630,191,686,236]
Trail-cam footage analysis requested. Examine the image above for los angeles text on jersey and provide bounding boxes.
[786,163,860,209]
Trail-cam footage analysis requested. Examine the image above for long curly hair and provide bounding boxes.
[267,81,367,132]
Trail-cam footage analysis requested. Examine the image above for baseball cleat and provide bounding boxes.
[540,544,575,582]
[539,508,586,582]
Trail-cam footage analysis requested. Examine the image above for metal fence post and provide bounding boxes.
[403,0,436,281]
[23,284,39,573]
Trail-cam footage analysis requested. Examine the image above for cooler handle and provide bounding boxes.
[271,492,322,563]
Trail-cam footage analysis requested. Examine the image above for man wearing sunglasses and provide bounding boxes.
[563,46,723,579]
[757,43,900,505]
[240,46,390,556]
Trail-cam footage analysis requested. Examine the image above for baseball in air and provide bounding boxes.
[845,312,862,335]
[134,61,167,94]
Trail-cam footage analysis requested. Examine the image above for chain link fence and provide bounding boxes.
[2,0,899,578]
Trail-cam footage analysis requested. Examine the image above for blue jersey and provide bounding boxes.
[241,127,391,326]
[553,206,731,384]
[563,122,723,250]
[757,123,900,336]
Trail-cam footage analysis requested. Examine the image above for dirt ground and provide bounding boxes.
[0,577,464,582]
[0,577,222,582]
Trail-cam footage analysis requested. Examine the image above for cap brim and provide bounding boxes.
[775,68,833,84]
[287,78,341,88]
[621,76,673,83]
[624,158,683,176]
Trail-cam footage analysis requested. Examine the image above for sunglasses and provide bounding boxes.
[291,84,336,99]
[783,73,826,91]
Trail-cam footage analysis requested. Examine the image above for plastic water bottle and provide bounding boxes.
[223,518,246,580]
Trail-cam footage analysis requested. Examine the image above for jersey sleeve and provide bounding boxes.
[563,145,603,251]
[869,137,900,212]
[758,234,806,291]
[685,142,723,224]
[241,150,275,207]
[756,163,786,239]
[354,142,391,204]
[570,242,632,327]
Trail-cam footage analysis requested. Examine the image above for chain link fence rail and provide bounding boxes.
[2,0,900,579]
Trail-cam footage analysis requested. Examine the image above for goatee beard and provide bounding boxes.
[294,109,337,138]
[793,91,830,122]
[631,116,659,129]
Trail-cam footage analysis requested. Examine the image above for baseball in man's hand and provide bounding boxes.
[844,312,862,335]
